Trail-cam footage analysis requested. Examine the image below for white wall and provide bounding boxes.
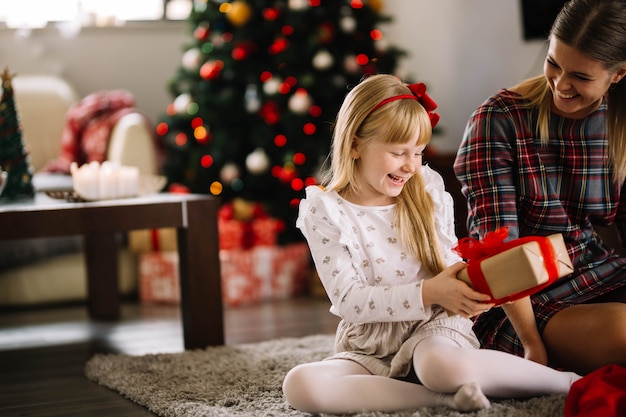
[0,1,549,153]
[383,0,548,152]
[0,23,187,124]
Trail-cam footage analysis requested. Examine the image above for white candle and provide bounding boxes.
[72,160,140,200]
[72,161,100,200]
[99,161,119,200]
[118,166,139,197]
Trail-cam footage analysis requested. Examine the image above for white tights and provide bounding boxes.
[282,336,580,415]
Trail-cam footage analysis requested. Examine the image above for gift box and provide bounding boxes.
[138,243,311,307]
[129,228,177,253]
[139,251,180,304]
[218,200,284,250]
[220,243,310,306]
[454,228,573,305]
[218,218,247,250]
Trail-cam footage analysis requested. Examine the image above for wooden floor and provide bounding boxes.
[0,296,339,417]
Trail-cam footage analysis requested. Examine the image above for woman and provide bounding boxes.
[454,0,626,375]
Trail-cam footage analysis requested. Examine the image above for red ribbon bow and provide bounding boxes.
[453,227,560,304]
[407,83,440,128]
[367,82,441,129]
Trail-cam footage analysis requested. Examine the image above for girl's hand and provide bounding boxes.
[422,262,495,318]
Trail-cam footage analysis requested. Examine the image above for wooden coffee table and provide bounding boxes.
[0,192,223,349]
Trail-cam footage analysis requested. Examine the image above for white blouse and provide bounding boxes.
[296,165,460,324]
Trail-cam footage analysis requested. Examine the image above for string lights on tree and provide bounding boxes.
[157,0,405,243]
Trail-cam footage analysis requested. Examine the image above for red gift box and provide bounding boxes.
[138,243,311,307]
[218,218,246,250]
[251,217,284,247]
[138,252,180,304]
[220,243,310,306]
[217,200,285,250]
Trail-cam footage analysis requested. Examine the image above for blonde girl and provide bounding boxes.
[282,74,580,414]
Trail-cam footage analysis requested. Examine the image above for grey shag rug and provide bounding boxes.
[85,334,566,417]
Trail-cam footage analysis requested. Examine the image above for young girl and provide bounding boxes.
[282,74,580,414]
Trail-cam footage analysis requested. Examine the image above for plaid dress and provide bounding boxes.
[454,89,626,356]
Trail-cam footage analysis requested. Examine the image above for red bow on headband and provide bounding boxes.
[367,82,441,128]
[407,83,440,129]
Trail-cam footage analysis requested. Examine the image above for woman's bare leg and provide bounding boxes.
[282,358,490,414]
[543,302,626,374]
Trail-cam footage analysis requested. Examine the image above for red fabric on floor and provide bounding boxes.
[564,364,626,417]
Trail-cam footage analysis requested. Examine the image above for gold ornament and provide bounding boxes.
[226,1,253,27]
[209,181,223,195]
[232,197,256,221]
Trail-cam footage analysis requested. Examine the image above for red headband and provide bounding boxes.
[367,82,440,128]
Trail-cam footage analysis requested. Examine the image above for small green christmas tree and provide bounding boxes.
[158,0,405,243]
[0,67,34,200]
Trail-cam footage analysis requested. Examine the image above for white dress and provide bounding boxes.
[296,165,479,379]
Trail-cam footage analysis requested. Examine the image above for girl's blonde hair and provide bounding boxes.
[322,74,445,275]
[516,0,626,184]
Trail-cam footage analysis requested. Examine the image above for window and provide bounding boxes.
[0,0,191,28]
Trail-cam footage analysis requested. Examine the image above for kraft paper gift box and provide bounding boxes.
[454,229,573,305]
[129,228,177,253]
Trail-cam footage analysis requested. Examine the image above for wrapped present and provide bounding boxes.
[129,228,177,253]
[250,217,284,246]
[218,218,246,250]
[219,247,263,306]
[138,251,180,304]
[217,204,285,249]
[138,243,311,307]
[454,227,573,305]
[220,243,310,306]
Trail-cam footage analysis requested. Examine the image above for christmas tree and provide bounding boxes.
[0,67,34,200]
[157,0,405,243]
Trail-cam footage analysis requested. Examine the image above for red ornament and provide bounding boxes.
[268,37,288,55]
[200,60,224,79]
[293,152,306,165]
[260,71,273,82]
[350,0,364,9]
[303,123,316,135]
[262,8,280,21]
[156,122,168,136]
[291,178,304,191]
[168,183,191,194]
[273,166,297,183]
[274,134,287,147]
[191,117,203,129]
[309,105,322,117]
[278,82,292,95]
[356,54,369,66]
[194,25,210,41]
[259,101,280,125]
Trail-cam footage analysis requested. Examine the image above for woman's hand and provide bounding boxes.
[501,297,548,365]
[522,338,549,365]
[422,262,494,318]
